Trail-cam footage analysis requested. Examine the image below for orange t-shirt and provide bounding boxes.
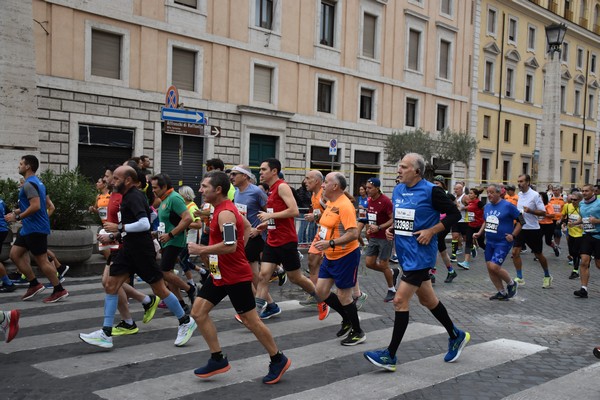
[96,193,111,223]
[505,193,518,206]
[549,197,565,222]
[539,203,555,225]
[318,194,359,260]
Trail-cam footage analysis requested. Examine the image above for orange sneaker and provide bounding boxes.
[317,302,329,320]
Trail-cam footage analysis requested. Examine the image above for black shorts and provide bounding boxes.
[13,232,48,256]
[451,222,468,235]
[198,276,256,314]
[580,234,600,258]
[160,245,184,271]
[245,235,264,263]
[110,240,163,284]
[400,268,431,287]
[513,229,543,254]
[262,242,301,272]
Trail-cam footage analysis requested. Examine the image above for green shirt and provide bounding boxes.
[158,191,188,248]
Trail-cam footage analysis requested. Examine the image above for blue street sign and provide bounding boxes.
[161,107,206,124]
[329,138,338,156]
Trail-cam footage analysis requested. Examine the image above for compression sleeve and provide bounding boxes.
[124,217,150,233]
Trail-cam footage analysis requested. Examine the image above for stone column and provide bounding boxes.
[538,51,561,188]
[0,0,40,179]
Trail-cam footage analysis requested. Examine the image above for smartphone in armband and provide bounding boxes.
[223,222,237,245]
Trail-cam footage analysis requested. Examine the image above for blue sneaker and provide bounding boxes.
[444,329,470,363]
[194,356,231,378]
[364,348,397,371]
[507,281,518,298]
[262,353,291,384]
[260,304,281,320]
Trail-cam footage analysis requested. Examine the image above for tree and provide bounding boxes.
[438,129,478,173]
[384,129,435,164]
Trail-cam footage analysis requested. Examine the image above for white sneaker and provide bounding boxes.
[79,329,113,349]
[174,318,197,347]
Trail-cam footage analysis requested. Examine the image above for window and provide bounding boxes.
[436,104,448,131]
[483,115,491,138]
[577,47,584,69]
[525,74,533,102]
[588,94,595,118]
[311,146,341,176]
[592,54,597,74]
[504,119,511,142]
[575,89,581,115]
[560,85,566,112]
[481,158,489,184]
[441,0,452,16]
[522,162,529,175]
[508,17,517,42]
[406,98,418,127]
[362,13,377,58]
[91,30,122,79]
[408,29,421,71]
[571,167,577,185]
[503,160,510,183]
[527,25,536,50]
[174,0,197,8]
[353,150,380,194]
[562,42,569,62]
[560,130,564,150]
[487,8,497,35]
[484,61,494,92]
[523,123,530,145]
[506,68,514,97]
[585,168,591,184]
[586,136,592,154]
[320,1,335,46]
[439,39,451,79]
[253,65,273,103]
[573,133,578,152]
[172,48,196,91]
[255,0,273,30]
[360,88,374,120]
[317,79,333,113]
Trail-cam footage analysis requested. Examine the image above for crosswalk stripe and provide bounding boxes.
[2,300,305,354]
[93,322,447,400]
[501,362,600,399]
[32,310,382,378]
[272,339,548,400]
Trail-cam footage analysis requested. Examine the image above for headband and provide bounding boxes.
[231,166,254,180]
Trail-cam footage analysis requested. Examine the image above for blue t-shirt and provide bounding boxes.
[234,184,267,228]
[0,199,8,232]
[358,195,368,209]
[392,179,440,271]
[19,176,50,235]
[483,199,521,243]
[579,197,600,239]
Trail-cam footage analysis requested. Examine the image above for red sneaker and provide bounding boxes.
[21,284,45,301]
[317,302,330,321]
[43,289,69,303]
[1,310,20,343]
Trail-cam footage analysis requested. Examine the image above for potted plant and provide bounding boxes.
[0,178,19,261]
[40,169,97,264]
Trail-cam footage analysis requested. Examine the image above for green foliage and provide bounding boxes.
[0,178,19,211]
[39,169,97,230]
[385,129,435,164]
[438,129,478,169]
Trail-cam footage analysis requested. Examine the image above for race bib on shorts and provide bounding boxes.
[394,208,415,237]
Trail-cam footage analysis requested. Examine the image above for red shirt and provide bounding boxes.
[466,199,484,227]
[209,200,253,286]
[107,192,122,224]
[266,179,298,246]
[367,193,393,239]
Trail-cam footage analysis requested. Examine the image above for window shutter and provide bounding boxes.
[91,30,121,79]
[172,48,196,91]
[254,65,272,103]
[362,14,376,58]
[439,40,450,78]
[408,30,420,70]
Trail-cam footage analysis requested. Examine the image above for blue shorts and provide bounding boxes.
[318,248,360,289]
[484,240,513,266]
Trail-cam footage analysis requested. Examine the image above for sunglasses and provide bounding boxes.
[230,172,239,176]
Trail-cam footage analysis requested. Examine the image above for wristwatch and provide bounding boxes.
[168,232,174,239]
[329,239,336,249]
[15,213,21,221]
[108,233,115,241]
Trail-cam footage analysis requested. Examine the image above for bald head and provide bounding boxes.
[113,165,138,194]
[305,170,324,192]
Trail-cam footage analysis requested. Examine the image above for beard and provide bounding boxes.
[115,182,126,194]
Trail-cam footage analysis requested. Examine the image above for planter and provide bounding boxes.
[0,230,12,262]
[48,228,94,265]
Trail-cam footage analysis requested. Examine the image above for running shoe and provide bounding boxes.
[568,259,574,266]
[489,292,509,301]
[389,255,399,264]
[79,329,113,349]
[341,329,366,346]
[520,249,529,254]
[174,318,197,346]
[569,271,580,279]
[194,356,231,378]
[112,320,139,336]
[57,265,70,282]
[444,329,470,362]
[513,277,525,286]
[354,292,368,311]
[143,295,160,323]
[456,248,464,255]
[392,268,400,287]
[299,295,317,307]
[263,354,291,384]
[260,303,281,320]
[542,275,553,289]
[21,283,45,301]
[364,348,397,372]
[336,321,352,337]
[10,277,28,287]
[234,314,244,324]
[471,246,477,258]
[1,310,20,343]
[383,290,395,303]
[268,273,278,283]
[594,347,600,359]
[277,270,288,287]
[186,283,197,305]
[507,281,518,298]
[574,288,588,298]
[0,284,16,293]
[157,300,167,309]
[444,271,457,283]
[457,261,470,270]
[317,302,330,320]
[450,254,457,262]
[42,289,69,303]
[553,246,560,257]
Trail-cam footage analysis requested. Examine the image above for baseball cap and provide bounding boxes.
[433,175,444,183]
[367,178,381,187]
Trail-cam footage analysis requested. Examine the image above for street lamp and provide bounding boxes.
[545,23,567,54]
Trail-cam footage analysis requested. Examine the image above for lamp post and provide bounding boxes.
[538,23,567,188]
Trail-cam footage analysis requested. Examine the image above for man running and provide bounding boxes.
[572,184,600,299]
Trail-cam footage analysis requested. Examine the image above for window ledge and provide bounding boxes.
[315,43,341,53]
[249,25,281,37]
[166,2,206,16]
[358,55,381,64]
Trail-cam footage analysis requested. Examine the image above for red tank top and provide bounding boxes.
[266,179,298,246]
[209,200,253,286]
[107,192,123,223]
[466,199,484,227]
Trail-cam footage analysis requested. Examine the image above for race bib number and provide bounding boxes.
[98,207,108,221]
[117,211,122,223]
[553,204,561,213]
[484,215,499,234]
[267,208,276,230]
[235,203,247,217]
[358,208,367,219]
[568,214,579,223]
[467,211,475,220]
[582,217,595,233]
[394,208,415,237]
[209,254,221,280]
[319,226,327,240]
[368,212,377,225]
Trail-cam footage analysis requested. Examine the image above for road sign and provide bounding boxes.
[165,86,179,109]
[210,126,221,137]
[161,107,206,124]
[329,138,338,156]
[163,121,221,138]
